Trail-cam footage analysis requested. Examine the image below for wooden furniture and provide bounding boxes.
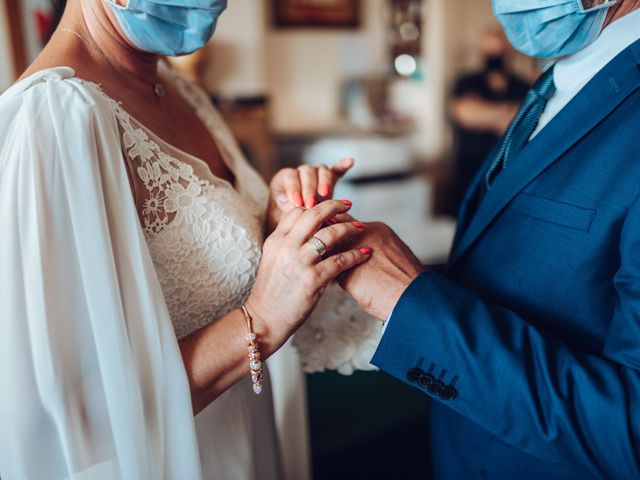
[4,0,27,77]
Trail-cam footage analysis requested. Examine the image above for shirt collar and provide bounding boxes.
[553,8,640,94]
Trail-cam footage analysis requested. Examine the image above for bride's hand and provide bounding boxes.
[247,199,371,349]
[266,158,354,232]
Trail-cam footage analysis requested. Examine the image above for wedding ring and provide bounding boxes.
[307,236,327,256]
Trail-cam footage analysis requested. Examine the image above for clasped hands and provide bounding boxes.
[246,159,423,354]
[335,218,424,321]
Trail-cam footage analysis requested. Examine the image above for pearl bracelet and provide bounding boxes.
[241,305,263,395]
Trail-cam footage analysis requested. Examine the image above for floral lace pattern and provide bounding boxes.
[84,67,268,339]
[293,284,383,375]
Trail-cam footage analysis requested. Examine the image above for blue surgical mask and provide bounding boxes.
[492,0,615,58]
[105,0,228,56]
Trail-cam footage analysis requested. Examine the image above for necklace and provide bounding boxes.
[56,28,166,99]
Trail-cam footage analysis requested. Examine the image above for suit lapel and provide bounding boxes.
[449,43,640,267]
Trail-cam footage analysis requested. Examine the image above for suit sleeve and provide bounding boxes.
[371,197,640,478]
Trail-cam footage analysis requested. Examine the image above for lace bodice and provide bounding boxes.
[292,284,382,375]
[82,63,382,371]
[86,64,269,339]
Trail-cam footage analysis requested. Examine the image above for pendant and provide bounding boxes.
[154,82,166,98]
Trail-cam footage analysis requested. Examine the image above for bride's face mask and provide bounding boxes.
[105,0,228,56]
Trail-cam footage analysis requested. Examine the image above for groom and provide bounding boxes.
[340,1,640,478]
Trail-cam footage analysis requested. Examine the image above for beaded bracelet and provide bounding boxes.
[241,305,263,394]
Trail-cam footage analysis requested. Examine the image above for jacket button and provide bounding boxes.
[440,386,457,401]
[418,374,434,388]
[406,368,423,382]
[427,380,445,395]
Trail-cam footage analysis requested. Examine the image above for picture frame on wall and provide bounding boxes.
[272,0,361,29]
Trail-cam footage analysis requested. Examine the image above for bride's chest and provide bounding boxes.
[112,100,268,337]
[125,92,236,186]
[149,181,265,337]
[147,180,265,265]
[83,71,270,338]
[141,164,267,338]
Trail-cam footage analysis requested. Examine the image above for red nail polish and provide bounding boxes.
[340,199,352,206]
[319,183,331,197]
[360,247,373,255]
[293,192,304,208]
[305,194,316,208]
[353,221,365,229]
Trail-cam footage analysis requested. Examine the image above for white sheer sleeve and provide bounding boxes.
[293,283,383,375]
[0,69,201,480]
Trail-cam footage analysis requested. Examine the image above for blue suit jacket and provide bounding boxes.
[372,39,640,479]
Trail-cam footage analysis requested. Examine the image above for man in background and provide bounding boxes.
[448,29,529,213]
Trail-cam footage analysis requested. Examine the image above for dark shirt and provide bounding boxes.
[449,71,530,214]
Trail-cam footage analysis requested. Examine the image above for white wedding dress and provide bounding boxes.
[119,64,284,480]
[0,63,381,480]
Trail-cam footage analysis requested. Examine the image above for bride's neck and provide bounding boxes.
[59,0,160,87]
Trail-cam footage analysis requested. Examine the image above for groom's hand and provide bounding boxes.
[338,222,424,321]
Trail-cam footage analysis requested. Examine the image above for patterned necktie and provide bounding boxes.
[484,67,556,190]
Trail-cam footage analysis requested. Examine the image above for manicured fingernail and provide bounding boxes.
[353,221,365,229]
[305,194,316,208]
[319,183,331,197]
[360,247,373,255]
[340,199,352,206]
[293,192,304,208]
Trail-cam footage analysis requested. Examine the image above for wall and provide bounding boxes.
[0,0,14,91]
[440,0,537,91]
[203,0,268,97]
[264,0,387,133]
[445,0,499,75]
[203,0,499,160]
[204,0,387,133]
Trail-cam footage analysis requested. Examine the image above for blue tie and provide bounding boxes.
[484,67,556,190]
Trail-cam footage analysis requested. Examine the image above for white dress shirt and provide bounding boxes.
[531,8,640,139]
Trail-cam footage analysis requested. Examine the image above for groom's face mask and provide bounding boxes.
[105,0,228,57]
[492,0,616,58]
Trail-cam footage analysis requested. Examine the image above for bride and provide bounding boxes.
[0,0,376,479]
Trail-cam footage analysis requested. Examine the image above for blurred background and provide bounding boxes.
[0,0,540,478]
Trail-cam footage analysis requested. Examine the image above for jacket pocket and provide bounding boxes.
[514,192,596,232]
